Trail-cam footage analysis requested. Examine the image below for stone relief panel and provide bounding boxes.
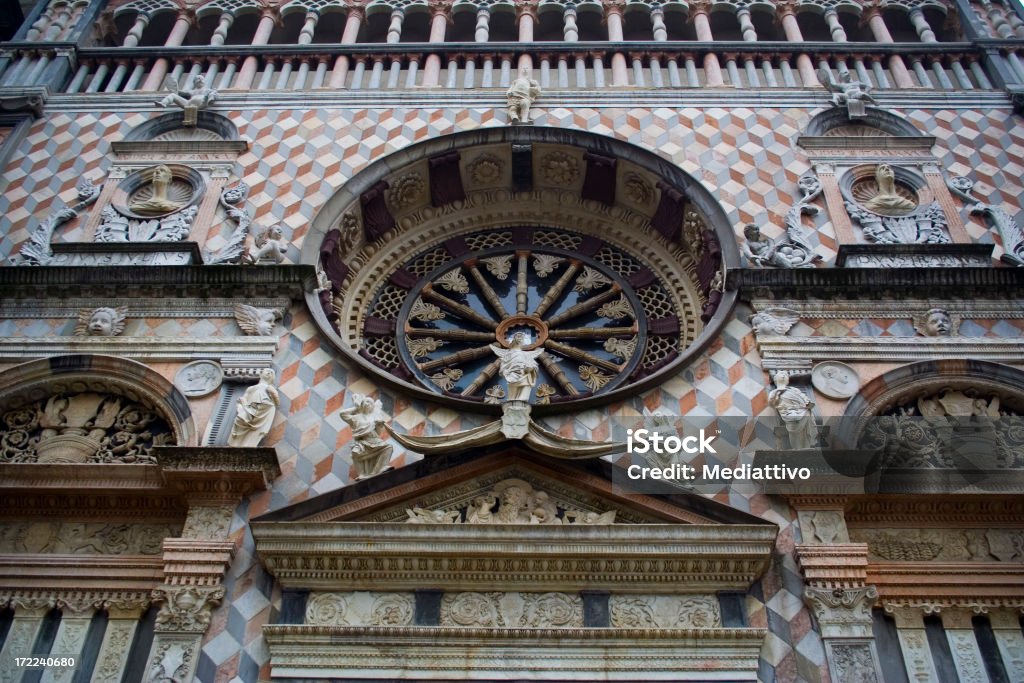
[0,391,176,464]
[440,592,583,628]
[0,521,179,555]
[405,478,617,525]
[305,592,414,627]
[850,528,1024,562]
[609,595,722,628]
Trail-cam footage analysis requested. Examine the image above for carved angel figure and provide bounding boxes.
[74,306,127,337]
[915,308,953,337]
[156,74,218,126]
[819,69,879,119]
[234,304,282,336]
[228,368,278,448]
[243,225,288,265]
[339,393,393,478]
[506,66,541,123]
[490,332,544,402]
[749,307,800,336]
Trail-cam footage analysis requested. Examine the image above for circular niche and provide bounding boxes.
[112,164,206,219]
[841,164,929,218]
[307,128,740,413]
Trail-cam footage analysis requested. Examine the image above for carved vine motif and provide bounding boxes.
[405,478,617,525]
[95,205,197,244]
[609,595,722,629]
[846,201,950,245]
[441,592,582,628]
[831,644,879,683]
[949,175,1024,266]
[16,180,102,266]
[305,592,414,626]
[146,642,193,683]
[0,392,175,464]
[0,521,177,555]
[859,389,1024,469]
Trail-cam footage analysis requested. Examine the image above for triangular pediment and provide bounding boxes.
[254,449,769,527]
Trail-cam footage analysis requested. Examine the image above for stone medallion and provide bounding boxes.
[811,361,861,400]
[175,361,224,397]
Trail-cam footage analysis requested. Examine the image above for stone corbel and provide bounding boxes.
[0,86,48,118]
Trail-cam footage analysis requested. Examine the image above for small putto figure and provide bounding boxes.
[506,67,541,124]
[156,74,218,126]
[244,225,289,265]
[74,306,128,337]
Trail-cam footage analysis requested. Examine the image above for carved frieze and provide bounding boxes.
[440,592,583,628]
[850,528,1024,562]
[609,595,721,629]
[305,592,414,627]
[0,521,177,555]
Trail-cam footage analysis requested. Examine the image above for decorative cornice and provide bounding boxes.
[253,522,777,592]
[263,625,768,680]
[734,267,1024,299]
[845,496,1024,526]
[0,556,165,594]
[869,562,1024,610]
[755,336,1024,363]
[0,265,316,300]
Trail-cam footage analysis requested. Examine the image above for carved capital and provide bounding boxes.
[151,585,226,633]
[804,585,878,639]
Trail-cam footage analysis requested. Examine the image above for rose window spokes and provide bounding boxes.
[362,229,684,404]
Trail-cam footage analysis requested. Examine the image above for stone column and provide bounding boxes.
[604,0,629,86]
[651,8,667,40]
[143,502,236,683]
[887,606,941,681]
[298,9,320,44]
[908,8,936,43]
[329,6,365,88]
[690,1,723,87]
[122,13,150,47]
[941,609,988,683]
[211,12,234,46]
[90,599,149,683]
[794,504,884,683]
[387,9,404,43]
[475,8,491,41]
[422,0,452,87]
[142,12,194,91]
[516,1,538,72]
[40,597,97,683]
[233,10,278,90]
[0,596,56,683]
[863,6,914,88]
[990,609,1024,680]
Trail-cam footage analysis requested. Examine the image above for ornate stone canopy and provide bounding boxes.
[305,127,740,414]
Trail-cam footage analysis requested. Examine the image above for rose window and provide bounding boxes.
[360,227,689,405]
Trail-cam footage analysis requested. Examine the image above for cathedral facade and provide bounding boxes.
[0,0,1023,680]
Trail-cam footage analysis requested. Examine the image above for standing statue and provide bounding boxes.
[819,69,879,119]
[506,67,541,124]
[490,331,544,401]
[340,393,394,478]
[228,368,278,447]
[156,74,218,126]
[768,373,819,450]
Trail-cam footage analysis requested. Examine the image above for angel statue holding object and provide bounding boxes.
[819,69,879,119]
[340,393,394,478]
[490,331,544,402]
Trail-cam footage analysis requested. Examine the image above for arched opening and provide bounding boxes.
[837,10,869,41]
[488,8,518,42]
[709,9,743,42]
[312,9,348,43]
[187,12,220,46]
[304,127,739,414]
[623,7,652,40]
[449,6,478,42]
[664,7,695,40]
[575,7,605,41]
[882,8,920,42]
[136,10,178,46]
[361,8,391,42]
[796,10,831,42]
[270,10,306,44]
[750,9,782,41]
[536,6,564,41]
[400,8,432,42]
[224,11,260,45]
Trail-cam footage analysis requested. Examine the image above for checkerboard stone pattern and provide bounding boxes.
[4,105,1022,265]
[2,101,1022,682]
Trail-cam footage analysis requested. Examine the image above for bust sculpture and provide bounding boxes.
[916,308,953,337]
[130,165,182,216]
[74,306,127,337]
[863,164,917,216]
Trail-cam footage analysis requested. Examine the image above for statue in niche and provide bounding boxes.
[74,306,127,337]
[228,369,278,448]
[130,165,183,216]
[741,224,818,268]
[339,393,393,479]
[243,225,288,265]
[506,66,541,124]
[768,373,819,450]
[861,164,917,216]
[819,69,879,119]
[915,308,953,337]
[156,74,218,126]
[490,331,544,402]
